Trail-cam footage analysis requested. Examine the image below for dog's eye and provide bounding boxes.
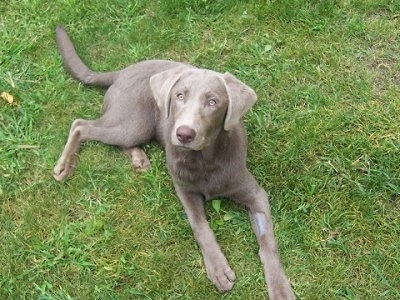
[177,93,184,101]
[208,98,217,106]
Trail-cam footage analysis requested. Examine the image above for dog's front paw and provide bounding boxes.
[206,262,236,293]
[53,156,76,181]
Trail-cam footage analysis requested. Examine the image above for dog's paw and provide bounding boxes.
[53,157,76,181]
[130,148,151,172]
[207,264,236,293]
[132,156,151,172]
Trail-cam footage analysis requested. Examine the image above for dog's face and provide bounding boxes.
[150,67,257,151]
[168,70,229,150]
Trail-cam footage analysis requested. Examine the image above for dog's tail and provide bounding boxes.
[56,26,119,88]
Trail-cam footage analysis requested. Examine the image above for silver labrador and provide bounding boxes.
[54,26,295,299]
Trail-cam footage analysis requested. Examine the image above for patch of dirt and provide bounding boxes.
[366,53,399,95]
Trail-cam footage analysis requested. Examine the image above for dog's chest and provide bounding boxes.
[167,149,231,198]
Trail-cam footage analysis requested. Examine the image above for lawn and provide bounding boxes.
[1,0,399,299]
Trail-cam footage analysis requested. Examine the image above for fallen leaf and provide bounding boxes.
[264,44,272,52]
[1,92,14,104]
[223,212,234,221]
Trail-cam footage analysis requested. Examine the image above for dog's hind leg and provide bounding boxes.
[53,117,152,181]
[54,118,86,181]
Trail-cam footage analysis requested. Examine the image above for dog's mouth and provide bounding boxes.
[171,135,209,151]
[173,140,206,151]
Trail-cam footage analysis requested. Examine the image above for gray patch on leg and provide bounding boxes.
[254,212,267,236]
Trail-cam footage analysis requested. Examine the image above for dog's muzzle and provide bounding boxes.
[176,125,196,144]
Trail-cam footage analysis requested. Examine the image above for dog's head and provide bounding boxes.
[150,67,257,150]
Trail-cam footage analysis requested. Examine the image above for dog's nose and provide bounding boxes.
[176,125,196,144]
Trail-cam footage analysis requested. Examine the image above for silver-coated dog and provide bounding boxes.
[54,26,295,299]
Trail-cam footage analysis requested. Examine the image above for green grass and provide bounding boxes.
[1,0,399,299]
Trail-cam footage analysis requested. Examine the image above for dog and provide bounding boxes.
[53,26,295,299]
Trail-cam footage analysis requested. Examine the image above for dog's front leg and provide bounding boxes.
[248,188,295,300]
[176,188,236,292]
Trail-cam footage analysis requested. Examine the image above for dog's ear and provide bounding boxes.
[150,66,187,117]
[222,72,257,131]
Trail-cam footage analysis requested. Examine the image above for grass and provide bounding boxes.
[1,0,399,299]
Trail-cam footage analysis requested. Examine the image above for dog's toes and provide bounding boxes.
[53,158,75,181]
[53,170,65,181]
[209,266,236,293]
[53,164,69,181]
[132,157,151,172]
[130,148,151,172]
[219,268,236,292]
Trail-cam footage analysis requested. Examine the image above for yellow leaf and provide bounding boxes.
[1,92,14,104]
